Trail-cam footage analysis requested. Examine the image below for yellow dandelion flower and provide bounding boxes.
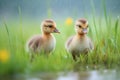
[0,50,10,63]
[65,17,73,26]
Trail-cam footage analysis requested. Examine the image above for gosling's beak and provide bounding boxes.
[53,28,60,33]
[82,28,87,34]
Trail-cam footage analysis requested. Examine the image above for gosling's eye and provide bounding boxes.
[77,25,82,28]
[48,25,53,28]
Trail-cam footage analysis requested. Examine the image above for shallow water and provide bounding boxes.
[1,70,120,80]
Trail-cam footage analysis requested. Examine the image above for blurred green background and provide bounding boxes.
[0,0,120,20]
[0,0,120,80]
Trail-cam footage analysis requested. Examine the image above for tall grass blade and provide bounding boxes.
[108,13,112,34]
[18,6,25,52]
[115,17,119,39]
[18,6,24,43]
[46,0,52,18]
[102,0,108,27]
[47,8,52,18]
[114,16,119,53]
[90,0,99,43]
[3,20,11,50]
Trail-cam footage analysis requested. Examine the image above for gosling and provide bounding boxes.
[26,19,60,55]
[65,18,94,60]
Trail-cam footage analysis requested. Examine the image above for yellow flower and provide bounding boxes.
[65,17,73,26]
[0,50,10,63]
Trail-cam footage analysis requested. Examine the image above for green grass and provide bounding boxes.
[0,1,120,76]
[0,16,120,75]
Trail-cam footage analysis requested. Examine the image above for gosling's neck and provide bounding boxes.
[76,32,86,39]
[42,31,53,39]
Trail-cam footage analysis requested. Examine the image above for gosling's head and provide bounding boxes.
[75,18,89,35]
[41,19,60,34]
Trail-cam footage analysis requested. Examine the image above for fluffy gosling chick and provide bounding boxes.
[26,19,60,54]
[65,18,94,60]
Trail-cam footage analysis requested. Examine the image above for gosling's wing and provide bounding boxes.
[65,36,74,49]
[26,35,43,53]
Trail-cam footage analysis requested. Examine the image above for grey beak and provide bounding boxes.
[53,28,60,33]
[82,28,87,34]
